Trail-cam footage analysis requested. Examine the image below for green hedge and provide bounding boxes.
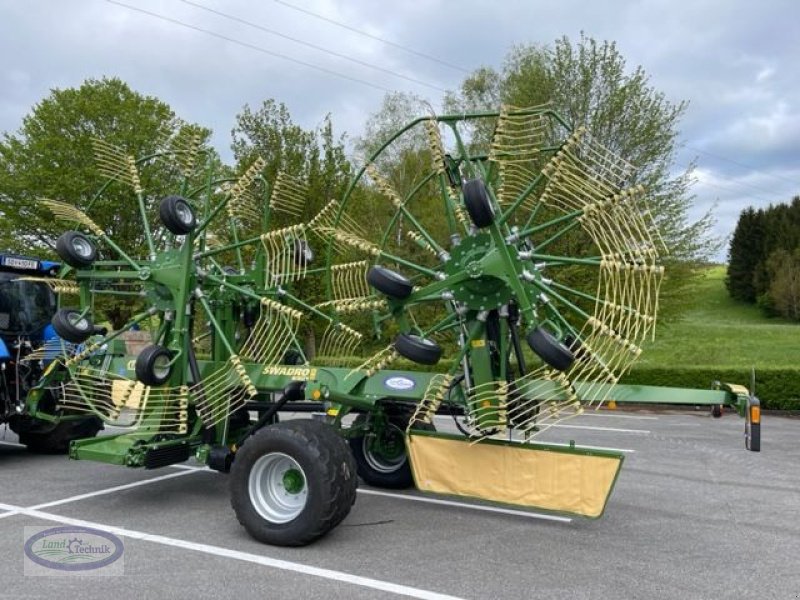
[620,367,800,411]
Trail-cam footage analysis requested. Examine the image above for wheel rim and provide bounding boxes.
[175,201,194,225]
[152,354,171,380]
[72,237,92,258]
[295,240,314,264]
[386,270,405,283]
[68,313,89,331]
[362,427,407,474]
[248,452,308,523]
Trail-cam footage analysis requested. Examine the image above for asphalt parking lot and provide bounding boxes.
[1,409,798,599]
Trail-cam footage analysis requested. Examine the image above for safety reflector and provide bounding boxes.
[406,432,624,518]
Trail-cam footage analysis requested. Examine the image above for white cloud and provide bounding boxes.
[689,165,800,259]
[756,65,775,82]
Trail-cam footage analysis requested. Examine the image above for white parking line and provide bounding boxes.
[0,502,464,600]
[0,509,19,520]
[430,417,640,450]
[549,423,650,434]
[31,469,200,510]
[578,412,659,421]
[431,415,651,436]
[170,463,213,472]
[433,415,649,435]
[357,489,572,523]
[172,463,573,522]
[0,440,25,447]
[167,464,574,522]
[490,435,635,453]
[523,440,635,453]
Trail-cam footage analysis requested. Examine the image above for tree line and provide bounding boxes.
[726,197,800,320]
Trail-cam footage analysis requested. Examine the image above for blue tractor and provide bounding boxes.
[0,253,102,452]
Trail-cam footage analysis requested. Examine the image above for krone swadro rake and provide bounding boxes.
[26,107,760,547]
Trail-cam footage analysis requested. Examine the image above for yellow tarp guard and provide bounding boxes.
[406,434,622,518]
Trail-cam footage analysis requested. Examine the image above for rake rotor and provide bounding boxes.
[39,142,324,433]
[311,104,664,442]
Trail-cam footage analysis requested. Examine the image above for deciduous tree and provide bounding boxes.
[0,77,211,257]
[0,77,212,327]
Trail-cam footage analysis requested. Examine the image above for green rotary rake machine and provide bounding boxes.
[24,105,760,546]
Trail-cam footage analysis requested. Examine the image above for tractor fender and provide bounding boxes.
[42,323,58,342]
[40,324,67,363]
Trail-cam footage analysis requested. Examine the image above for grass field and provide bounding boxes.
[637,265,799,369]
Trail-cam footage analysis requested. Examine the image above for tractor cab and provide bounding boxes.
[0,254,60,350]
[1,253,60,423]
[0,254,60,358]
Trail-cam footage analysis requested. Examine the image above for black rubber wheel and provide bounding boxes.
[18,416,103,454]
[349,413,433,489]
[135,345,173,386]
[242,303,259,328]
[55,231,97,268]
[506,379,541,427]
[394,333,442,365]
[563,333,587,361]
[294,239,314,267]
[230,419,358,546]
[228,406,252,431]
[282,349,305,365]
[463,178,495,228]
[51,309,94,344]
[367,266,413,299]
[527,326,575,371]
[159,195,196,235]
[711,404,723,418]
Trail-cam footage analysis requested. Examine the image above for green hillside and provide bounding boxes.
[638,266,799,368]
[625,265,799,409]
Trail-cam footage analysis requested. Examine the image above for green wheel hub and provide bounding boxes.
[364,424,407,473]
[282,468,305,494]
[446,234,512,310]
[248,453,309,524]
[371,429,404,460]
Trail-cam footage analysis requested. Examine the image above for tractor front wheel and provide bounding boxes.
[230,419,357,546]
[16,417,102,454]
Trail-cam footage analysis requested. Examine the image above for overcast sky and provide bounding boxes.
[1,0,798,260]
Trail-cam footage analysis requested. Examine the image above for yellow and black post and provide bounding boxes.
[745,395,760,452]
